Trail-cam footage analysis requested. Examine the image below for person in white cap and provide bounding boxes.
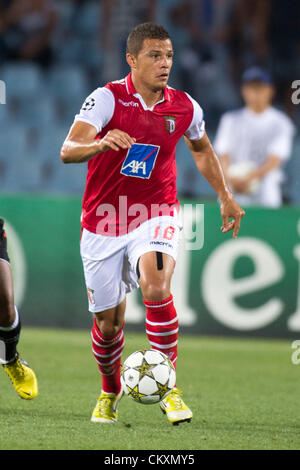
[214,67,296,207]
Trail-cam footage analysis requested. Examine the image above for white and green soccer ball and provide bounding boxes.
[121,349,176,405]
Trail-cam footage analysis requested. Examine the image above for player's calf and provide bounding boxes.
[0,307,38,400]
[144,294,178,369]
[0,305,21,365]
[91,317,125,396]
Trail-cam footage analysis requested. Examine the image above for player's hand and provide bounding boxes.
[220,196,245,239]
[99,129,136,152]
[228,176,250,194]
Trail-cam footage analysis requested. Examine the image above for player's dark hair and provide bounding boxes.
[126,22,171,57]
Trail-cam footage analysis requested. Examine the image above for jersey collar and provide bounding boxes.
[125,73,170,110]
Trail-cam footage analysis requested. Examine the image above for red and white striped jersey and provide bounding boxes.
[74,73,205,236]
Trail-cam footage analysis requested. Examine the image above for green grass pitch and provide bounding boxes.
[0,327,299,450]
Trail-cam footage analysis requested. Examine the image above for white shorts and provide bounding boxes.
[80,216,182,313]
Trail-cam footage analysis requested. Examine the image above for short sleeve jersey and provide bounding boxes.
[74,73,205,236]
[214,106,295,165]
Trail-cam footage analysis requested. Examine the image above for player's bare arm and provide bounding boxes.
[60,121,136,164]
[184,132,245,238]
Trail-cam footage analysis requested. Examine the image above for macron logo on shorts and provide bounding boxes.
[121,143,160,179]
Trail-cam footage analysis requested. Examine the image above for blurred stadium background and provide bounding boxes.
[0,0,300,338]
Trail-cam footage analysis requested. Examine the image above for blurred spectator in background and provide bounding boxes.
[225,0,269,84]
[214,67,296,208]
[266,0,300,118]
[170,0,241,118]
[0,0,58,68]
[100,0,157,81]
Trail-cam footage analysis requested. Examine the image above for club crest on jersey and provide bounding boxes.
[164,116,176,134]
[121,143,160,179]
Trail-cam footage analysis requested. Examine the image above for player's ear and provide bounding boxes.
[126,53,137,70]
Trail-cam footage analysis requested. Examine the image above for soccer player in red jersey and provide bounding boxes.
[61,23,245,424]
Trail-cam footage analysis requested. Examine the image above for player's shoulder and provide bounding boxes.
[86,85,115,103]
[168,88,205,125]
[222,108,245,120]
[105,77,128,96]
[168,86,198,109]
[268,106,295,130]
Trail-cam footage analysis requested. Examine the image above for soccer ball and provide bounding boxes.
[121,349,176,405]
[227,161,261,194]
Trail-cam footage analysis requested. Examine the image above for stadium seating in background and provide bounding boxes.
[47,65,89,121]
[29,123,86,194]
[51,1,103,71]
[73,1,101,37]
[33,124,69,163]
[2,62,44,99]
[0,125,40,193]
[47,65,89,99]
[51,160,87,194]
[17,95,57,129]
[0,98,11,127]
[0,59,91,193]
[1,62,45,126]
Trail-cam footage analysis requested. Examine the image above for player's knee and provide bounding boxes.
[142,282,170,302]
[96,317,123,338]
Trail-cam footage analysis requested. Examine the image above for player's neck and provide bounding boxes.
[131,74,164,108]
[246,104,270,114]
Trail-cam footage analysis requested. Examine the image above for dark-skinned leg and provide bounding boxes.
[0,257,38,400]
[0,260,20,364]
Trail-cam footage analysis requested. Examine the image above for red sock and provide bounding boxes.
[143,294,178,370]
[91,318,124,394]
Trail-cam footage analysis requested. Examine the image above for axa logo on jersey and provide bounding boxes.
[121,143,160,179]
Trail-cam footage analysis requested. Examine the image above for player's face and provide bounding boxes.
[129,38,173,91]
[242,82,274,111]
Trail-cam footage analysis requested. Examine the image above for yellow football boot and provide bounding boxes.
[3,354,38,400]
[91,390,123,423]
[160,388,193,425]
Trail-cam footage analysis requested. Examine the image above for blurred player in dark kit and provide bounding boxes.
[0,218,38,399]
